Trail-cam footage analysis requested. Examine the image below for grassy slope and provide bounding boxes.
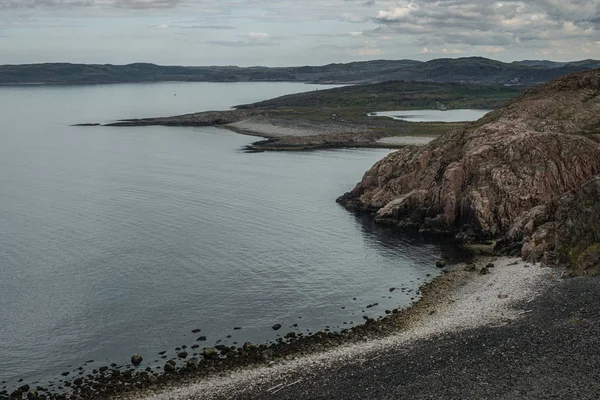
[234,81,523,139]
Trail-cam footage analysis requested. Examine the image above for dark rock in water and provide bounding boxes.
[72,378,83,387]
[177,351,188,359]
[60,372,69,377]
[99,366,108,372]
[10,390,22,399]
[26,389,39,400]
[203,348,218,359]
[272,324,282,331]
[233,327,242,330]
[111,370,121,377]
[130,354,143,366]
[191,345,200,349]
[191,329,201,333]
[436,261,446,268]
[389,287,396,292]
[197,336,207,341]
[18,385,29,393]
[284,332,296,339]
[164,360,176,374]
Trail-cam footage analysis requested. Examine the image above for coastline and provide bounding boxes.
[120,257,560,400]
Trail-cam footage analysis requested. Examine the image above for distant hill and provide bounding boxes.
[1,57,599,86]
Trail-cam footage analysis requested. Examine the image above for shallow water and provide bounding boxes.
[0,82,460,387]
[373,109,490,122]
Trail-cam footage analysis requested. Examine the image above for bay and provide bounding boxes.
[0,82,458,387]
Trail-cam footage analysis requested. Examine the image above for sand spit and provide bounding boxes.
[129,258,558,400]
[225,117,369,139]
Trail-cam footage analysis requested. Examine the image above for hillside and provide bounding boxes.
[338,68,600,275]
[2,57,600,85]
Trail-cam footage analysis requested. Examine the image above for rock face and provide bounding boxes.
[338,69,600,273]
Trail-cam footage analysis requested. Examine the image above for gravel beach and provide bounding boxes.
[125,258,600,400]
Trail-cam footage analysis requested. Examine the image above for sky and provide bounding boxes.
[0,0,599,66]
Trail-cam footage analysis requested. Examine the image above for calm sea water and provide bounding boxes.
[0,82,459,387]
[373,109,490,122]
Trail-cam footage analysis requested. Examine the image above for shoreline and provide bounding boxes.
[118,257,558,400]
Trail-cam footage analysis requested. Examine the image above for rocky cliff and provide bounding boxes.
[338,69,600,274]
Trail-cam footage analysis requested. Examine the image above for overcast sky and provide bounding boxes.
[1,0,599,66]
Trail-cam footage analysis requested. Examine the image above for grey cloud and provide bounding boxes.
[0,0,180,8]
[0,0,93,8]
[182,24,234,30]
[372,0,600,47]
[115,0,181,9]
[206,40,280,48]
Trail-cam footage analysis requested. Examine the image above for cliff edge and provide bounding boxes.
[338,69,600,275]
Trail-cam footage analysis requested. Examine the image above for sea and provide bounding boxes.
[0,82,465,387]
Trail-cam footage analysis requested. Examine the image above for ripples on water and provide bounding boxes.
[0,82,462,386]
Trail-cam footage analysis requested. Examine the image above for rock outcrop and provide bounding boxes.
[338,69,600,273]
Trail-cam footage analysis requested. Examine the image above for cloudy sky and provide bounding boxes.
[1,0,599,66]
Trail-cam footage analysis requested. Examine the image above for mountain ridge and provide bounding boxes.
[2,57,600,86]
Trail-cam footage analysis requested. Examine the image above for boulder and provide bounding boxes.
[203,348,218,359]
[130,354,143,366]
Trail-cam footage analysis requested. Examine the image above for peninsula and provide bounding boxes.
[82,81,523,150]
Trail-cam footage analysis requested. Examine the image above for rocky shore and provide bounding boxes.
[121,258,568,400]
[338,68,600,275]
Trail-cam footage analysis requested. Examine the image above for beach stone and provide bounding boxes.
[436,260,446,268]
[186,358,199,370]
[26,389,39,400]
[203,348,218,359]
[389,287,396,292]
[130,354,143,366]
[18,385,29,393]
[486,263,496,268]
[284,332,297,339]
[272,324,282,331]
[465,264,477,271]
[164,360,176,374]
[177,351,188,359]
[9,390,22,399]
[197,336,207,341]
[243,342,257,351]
[480,267,490,275]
